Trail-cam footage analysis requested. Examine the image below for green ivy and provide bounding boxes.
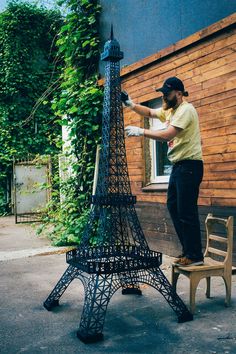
[0,1,62,213]
[37,0,103,246]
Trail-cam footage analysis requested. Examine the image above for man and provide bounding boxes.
[121,77,204,267]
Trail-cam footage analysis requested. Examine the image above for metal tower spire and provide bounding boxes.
[43,29,193,344]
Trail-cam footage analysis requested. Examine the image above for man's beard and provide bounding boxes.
[162,95,178,110]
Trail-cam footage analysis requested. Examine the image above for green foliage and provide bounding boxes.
[37,0,103,246]
[0,1,62,213]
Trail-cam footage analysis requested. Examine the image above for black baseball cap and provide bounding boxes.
[155,77,189,96]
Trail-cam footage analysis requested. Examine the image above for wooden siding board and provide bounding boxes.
[123,34,236,96]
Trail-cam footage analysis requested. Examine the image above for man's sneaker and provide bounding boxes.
[172,254,185,264]
[174,257,204,267]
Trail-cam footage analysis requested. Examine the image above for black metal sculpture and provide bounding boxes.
[43,26,193,344]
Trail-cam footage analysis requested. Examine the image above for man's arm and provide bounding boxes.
[121,90,161,118]
[143,125,182,142]
[124,124,182,141]
[132,104,160,118]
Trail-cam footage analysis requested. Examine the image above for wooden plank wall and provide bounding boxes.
[121,19,236,208]
[135,202,236,265]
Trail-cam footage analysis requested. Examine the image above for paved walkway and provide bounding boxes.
[0,216,74,261]
[0,216,236,353]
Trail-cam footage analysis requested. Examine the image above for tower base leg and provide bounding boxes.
[43,299,59,311]
[122,287,142,295]
[43,265,82,311]
[177,311,193,323]
[77,330,104,344]
[119,272,142,295]
[145,268,193,322]
[77,273,118,343]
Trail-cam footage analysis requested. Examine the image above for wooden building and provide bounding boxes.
[99,13,236,264]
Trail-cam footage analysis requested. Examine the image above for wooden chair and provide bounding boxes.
[171,213,234,314]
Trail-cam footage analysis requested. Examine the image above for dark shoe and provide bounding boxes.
[175,257,204,267]
[173,254,185,265]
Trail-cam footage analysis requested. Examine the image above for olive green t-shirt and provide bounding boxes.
[155,101,203,164]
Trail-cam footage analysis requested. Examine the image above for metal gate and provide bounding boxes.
[13,155,51,223]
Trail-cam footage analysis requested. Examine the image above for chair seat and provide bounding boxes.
[174,257,225,272]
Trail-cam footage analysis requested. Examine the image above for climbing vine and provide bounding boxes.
[37,0,103,245]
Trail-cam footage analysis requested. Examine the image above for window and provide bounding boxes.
[148,98,172,183]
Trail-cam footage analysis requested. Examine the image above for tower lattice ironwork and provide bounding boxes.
[43,26,193,344]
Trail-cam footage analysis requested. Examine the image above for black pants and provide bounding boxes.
[167,159,204,261]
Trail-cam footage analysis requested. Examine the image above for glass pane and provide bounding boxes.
[147,97,173,178]
[155,141,172,176]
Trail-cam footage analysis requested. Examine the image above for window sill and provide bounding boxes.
[142,183,169,192]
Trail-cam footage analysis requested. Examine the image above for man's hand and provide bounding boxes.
[121,90,135,108]
[124,125,144,137]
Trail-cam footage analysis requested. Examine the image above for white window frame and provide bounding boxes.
[148,99,172,184]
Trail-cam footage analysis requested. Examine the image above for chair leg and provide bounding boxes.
[189,276,200,314]
[206,277,211,298]
[171,266,180,292]
[222,274,232,307]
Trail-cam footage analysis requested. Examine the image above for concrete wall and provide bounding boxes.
[99,0,236,75]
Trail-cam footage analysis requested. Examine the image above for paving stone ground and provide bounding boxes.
[0,216,236,354]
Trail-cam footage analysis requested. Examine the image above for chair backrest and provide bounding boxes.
[204,213,234,268]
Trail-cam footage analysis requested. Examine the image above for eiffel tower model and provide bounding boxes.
[43,26,193,344]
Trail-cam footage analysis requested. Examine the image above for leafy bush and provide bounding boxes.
[0,1,62,213]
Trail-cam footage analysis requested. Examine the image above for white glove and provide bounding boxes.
[124,126,144,137]
[121,90,135,108]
